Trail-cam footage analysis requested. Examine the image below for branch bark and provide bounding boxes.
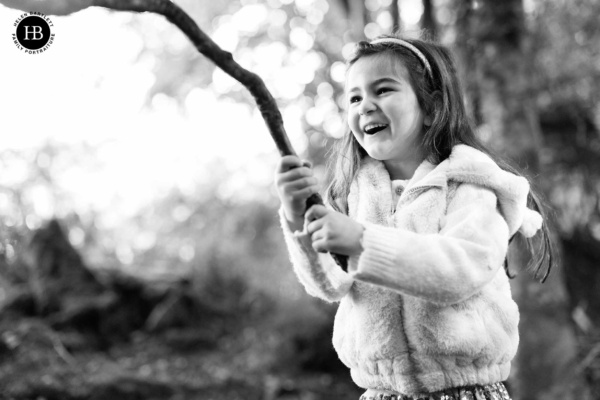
[0,0,93,15]
[2,0,295,156]
[1,0,348,270]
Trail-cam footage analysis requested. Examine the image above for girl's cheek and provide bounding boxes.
[349,112,359,130]
[350,129,363,144]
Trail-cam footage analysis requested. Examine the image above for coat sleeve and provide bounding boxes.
[347,183,510,305]
[279,207,354,302]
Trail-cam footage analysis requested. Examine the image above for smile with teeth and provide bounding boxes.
[364,123,388,135]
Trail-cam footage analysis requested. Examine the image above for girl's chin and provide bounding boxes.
[361,137,387,154]
[364,148,391,161]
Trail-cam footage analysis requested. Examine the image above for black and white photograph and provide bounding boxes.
[0,0,598,399]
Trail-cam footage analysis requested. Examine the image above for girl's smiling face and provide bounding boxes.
[346,54,428,174]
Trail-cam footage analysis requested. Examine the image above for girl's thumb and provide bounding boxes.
[302,160,312,168]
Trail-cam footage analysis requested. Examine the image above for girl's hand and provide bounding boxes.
[275,156,319,229]
[305,205,364,256]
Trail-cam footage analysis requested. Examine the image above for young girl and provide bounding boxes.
[274,35,554,400]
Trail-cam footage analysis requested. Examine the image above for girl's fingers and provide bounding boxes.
[277,155,303,172]
[292,186,319,199]
[305,205,328,222]
[310,231,323,242]
[286,167,313,179]
[283,177,318,192]
[306,218,324,235]
[312,239,327,253]
[275,167,313,186]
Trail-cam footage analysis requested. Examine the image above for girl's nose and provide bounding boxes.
[358,97,377,115]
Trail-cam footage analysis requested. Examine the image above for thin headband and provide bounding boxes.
[369,38,432,78]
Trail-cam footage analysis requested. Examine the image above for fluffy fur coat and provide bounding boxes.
[279,145,542,396]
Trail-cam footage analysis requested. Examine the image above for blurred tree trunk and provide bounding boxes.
[391,0,401,34]
[343,0,368,40]
[419,0,436,38]
[453,1,581,399]
[453,1,482,125]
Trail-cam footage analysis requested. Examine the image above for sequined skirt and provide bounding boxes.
[359,382,511,400]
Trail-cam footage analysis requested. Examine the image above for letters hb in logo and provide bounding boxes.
[24,25,44,40]
[16,16,51,50]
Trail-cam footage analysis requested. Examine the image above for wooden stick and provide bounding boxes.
[98,0,299,157]
[0,0,94,15]
[2,0,348,270]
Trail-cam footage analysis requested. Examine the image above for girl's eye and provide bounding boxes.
[377,87,392,95]
[349,96,361,104]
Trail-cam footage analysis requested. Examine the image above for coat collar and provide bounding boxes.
[403,158,446,193]
[349,145,542,237]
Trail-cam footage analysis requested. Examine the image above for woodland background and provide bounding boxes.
[0,0,599,399]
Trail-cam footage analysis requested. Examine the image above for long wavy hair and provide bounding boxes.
[325,35,555,282]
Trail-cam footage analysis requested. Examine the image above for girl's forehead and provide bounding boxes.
[346,54,410,87]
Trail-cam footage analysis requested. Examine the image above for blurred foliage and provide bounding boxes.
[1,0,600,398]
[531,0,600,240]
